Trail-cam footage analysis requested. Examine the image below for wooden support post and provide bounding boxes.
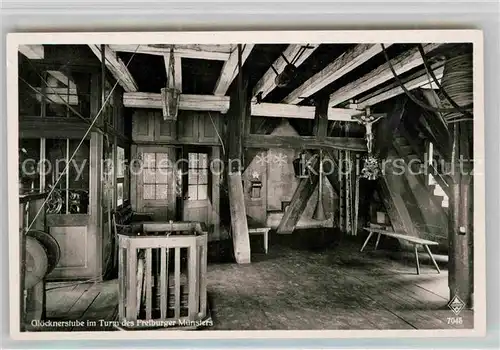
[339,149,345,232]
[211,147,221,241]
[227,44,251,264]
[448,121,473,308]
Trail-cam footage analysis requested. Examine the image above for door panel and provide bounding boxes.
[46,214,95,280]
[136,146,177,221]
[182,150,210,223]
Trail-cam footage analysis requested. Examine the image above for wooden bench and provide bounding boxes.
[361,227,440,275]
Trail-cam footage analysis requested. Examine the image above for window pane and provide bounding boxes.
[188,169,198,185]
[188,185,198,200]
[155,184,168,200]
[68,139,90,214]
[117,182,124,207]
[143,184,155,199]
[188,153,198,168]
[198,169,208,184]
[19,139,41,192]
[156,169,169,184]
[117,147,125,177]
[199,153,208,168]
[156,153,170,168]
[143,168,156,184]
[143,153,155,168]
[45,139,67,192]
[198,185,208,200]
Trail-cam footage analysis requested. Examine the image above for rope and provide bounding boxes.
[438,52,474,122]
[380,44,472,117]
[169,47,176,89]
[417,44,473,119]
[23,45,140,234]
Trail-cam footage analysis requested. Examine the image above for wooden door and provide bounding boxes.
[136,146,177,220]
[182,148,210,223]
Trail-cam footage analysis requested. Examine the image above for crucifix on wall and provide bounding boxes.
[353,109,386,180]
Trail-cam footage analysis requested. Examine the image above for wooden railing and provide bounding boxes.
[118,222,208,328]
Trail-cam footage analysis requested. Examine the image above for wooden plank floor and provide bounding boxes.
[38,235,473,331]
[207,236,473,330]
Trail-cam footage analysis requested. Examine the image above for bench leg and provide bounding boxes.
[414,245,420,275]
[374,233,381,250]
[423,244,441,274]
[264,231,268,254]
[360,231,374,252]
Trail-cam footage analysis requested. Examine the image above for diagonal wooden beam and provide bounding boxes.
[357,64,444,109]
[163,53,182,92]
[213,44,254,96]
[19,45,44,59]
[329,43,444,107]
[46,70,77,89]
[88,45,138,92]
[276,156,320,234]
[282,44,391,105]
[374,96,408,159]
[108,44,233,61]
[252,44,319,99]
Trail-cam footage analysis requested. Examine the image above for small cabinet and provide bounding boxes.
[178,111,221,144]
[132,110,176,142]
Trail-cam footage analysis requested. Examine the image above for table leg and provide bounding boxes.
[414,245,420,275]
[360,231,374,252]
[374,233,381,250]
[423,244,441,273]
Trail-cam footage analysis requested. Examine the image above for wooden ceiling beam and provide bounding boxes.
[282,44,390,105]
[244,134,367,152]
[329,43,444,107]
[357,64,445,109]
[124,92,363,120]
[213,44,254,96]
[124,92,230,112]
[89,45,138,92]
[108,44,233,61]
[19,45,44,59]
[252,44,319,99]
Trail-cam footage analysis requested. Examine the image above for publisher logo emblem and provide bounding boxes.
[448,295,465,315]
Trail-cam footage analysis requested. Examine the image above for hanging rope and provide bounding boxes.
[380,44,472,118]
[417,44,473,119]
[23,45,140,234]
[169,47,176,89]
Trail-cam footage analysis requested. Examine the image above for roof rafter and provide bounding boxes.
[213,44,254,96]
[357,64,445,109]
[108,44,233,61]
[252,44,319,99]
[19,45,44,59]
[329,43,444,107]
[88,45,138,92]
[282,44,390,105]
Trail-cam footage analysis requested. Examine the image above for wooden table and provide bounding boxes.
[361,227,441,275]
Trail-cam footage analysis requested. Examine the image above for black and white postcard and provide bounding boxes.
[7,30,485,340]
